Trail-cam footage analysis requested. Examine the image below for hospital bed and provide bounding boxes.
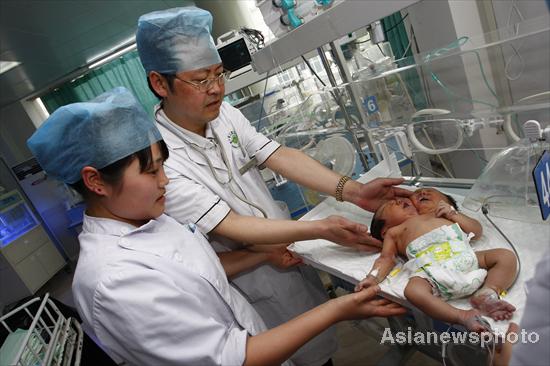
[289,155,549,343]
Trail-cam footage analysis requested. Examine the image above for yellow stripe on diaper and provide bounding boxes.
[416,242,453,261]
[389,268,401,277]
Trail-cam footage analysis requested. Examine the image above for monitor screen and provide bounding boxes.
[217,38,252,72]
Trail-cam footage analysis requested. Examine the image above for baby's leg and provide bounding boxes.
[404,277,489,332]
[471,249,517,320]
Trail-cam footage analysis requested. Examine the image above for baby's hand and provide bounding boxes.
[435,200,457,219]
[355,275,378,292]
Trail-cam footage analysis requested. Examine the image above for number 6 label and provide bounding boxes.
[363,96,379,115]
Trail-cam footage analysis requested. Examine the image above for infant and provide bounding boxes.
[357,188,517,332]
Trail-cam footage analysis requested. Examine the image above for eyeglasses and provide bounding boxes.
[174,71,231,92]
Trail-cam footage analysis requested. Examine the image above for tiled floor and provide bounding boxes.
[33,268,443,366]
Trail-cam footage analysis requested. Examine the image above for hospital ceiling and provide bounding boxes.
[0,0,219,109]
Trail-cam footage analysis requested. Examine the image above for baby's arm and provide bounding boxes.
[355,229,399,290]
[436,201,482,239]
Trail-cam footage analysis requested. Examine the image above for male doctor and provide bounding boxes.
[136,7,411,366]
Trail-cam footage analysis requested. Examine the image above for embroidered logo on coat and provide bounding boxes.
[228,131,240,148]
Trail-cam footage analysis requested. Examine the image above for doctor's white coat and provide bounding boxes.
[156,102,337,366]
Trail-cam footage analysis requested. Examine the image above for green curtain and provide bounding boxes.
[382,13,427,110]
[41,50,159,116]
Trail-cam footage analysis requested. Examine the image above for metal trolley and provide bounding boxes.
[0,293,83,366]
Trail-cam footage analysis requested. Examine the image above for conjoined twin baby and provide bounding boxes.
[356,188,517,332]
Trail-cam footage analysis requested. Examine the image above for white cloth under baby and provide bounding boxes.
[403,223,487,300]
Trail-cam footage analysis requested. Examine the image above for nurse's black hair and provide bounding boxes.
[147,73,176,99]
[70,140,169,199]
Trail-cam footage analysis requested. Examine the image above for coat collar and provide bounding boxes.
[81,213,141,237]
[154,104,218,150]
[81,214,193,258]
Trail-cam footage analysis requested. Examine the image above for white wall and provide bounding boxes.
[196,0,273,42]
[491,0,550,124]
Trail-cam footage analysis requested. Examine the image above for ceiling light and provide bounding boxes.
[87,36,136,70]
[0,61,21,75]
[35,98,50,117]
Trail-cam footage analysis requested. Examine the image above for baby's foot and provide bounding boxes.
[470,288,516,321]
[457,308,491,333]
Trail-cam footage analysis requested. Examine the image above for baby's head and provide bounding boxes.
[370,198,418,241]
[410,188,457,214]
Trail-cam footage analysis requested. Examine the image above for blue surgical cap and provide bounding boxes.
[27,87,162,184]
[136,7,222,74]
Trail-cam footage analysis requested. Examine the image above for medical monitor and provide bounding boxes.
[216,31,256,78]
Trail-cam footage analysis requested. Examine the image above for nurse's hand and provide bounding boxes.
[344,178,413,212]
[320,215,383,250]
[248,244,303,268]
[265,245,303,269]
[332,285,407,321]
[492,322,519,366]
[354,275,379,292]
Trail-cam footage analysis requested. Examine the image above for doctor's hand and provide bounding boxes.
[320,215,383,250]
[331,285,407,321]
[344,178,412,213]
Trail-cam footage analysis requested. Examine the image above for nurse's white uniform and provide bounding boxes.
[156,102,337,366]
[72,213,288,366]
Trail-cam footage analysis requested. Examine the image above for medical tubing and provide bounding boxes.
[504,0,525,81]
[188,142,268,219]
[441,323,454,366]
[212,131,268,218]
[376,44,386,57]
[227,179,268,218]
[518,91,550,104]
[424,36,498,109]
[256,70,271,132]
[383,13,409,35]
[395,24,414,60]
[301,53,340,108]
[301,55,326,87]
[481,203,521,289]
[504,40,524,81]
